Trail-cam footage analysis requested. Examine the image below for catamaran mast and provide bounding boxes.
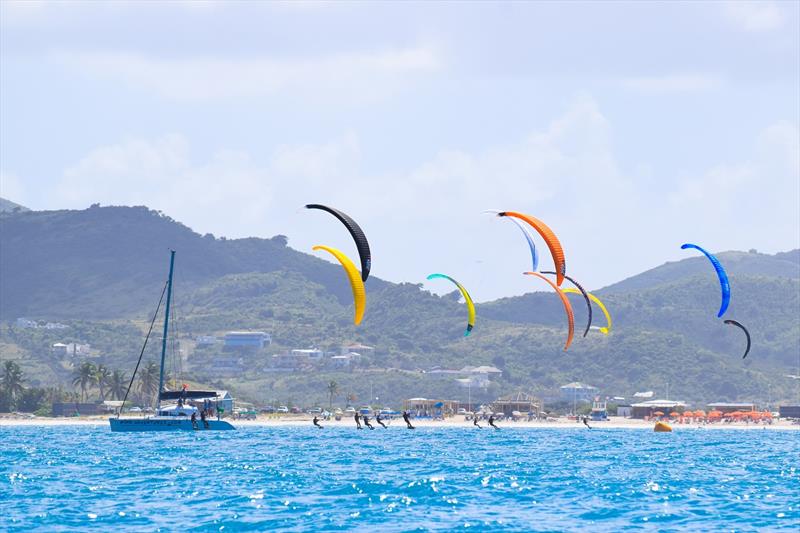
[156,250,176,411]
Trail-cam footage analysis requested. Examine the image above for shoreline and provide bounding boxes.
[2,416,797,430]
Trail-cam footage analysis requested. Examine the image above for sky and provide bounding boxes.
[1,0,799,301]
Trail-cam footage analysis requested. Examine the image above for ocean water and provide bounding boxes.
[1,425,798,531]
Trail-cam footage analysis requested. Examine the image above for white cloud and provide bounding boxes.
[41,100,800,300]
[53,47,440,101]
[722,1,784,32]
[51,134,272,237]
[619,74,723,92]
[669,120,800,251]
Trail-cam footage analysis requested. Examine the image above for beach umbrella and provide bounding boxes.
[652,411,665,416]
[669,411,680,417]
[694,410,706,418]
[761,411,773,419]
[708,410,722,418]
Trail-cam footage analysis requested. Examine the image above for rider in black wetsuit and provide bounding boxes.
[376,413,388,428]
[582,417,592,429]
[313,416,323,428]
[402,411,415,429]
[473,416,482,428]
[488,415,499,429]
[363,415,375,429]
[354,412,363,429]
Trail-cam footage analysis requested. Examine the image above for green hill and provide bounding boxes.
[0,197,29,214]
[1,205,798,409]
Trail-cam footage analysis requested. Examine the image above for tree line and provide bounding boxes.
[0,359,162,414]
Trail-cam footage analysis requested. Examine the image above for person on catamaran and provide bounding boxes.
[376,413,388,428]
[582,417,592,429]
[191,411,198,430]
[313,416,323,428]
[363,415,375,429]
[473,416,482,429]
[354,412,363,430]
[488,415,499,429]
[402,410,415,429]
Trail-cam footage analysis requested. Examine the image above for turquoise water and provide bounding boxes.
[1,426,798,531]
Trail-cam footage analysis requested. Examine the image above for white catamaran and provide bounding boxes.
[109,250,235,431]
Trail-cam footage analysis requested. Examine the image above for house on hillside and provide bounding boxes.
[271,349,324,370]
[195,335,218,347]
[223,331,271,350]
[16,317,37,329]
[341,343,373,356]
[51,343,68,357]
[331,352,361,369]
[213,354,244,377]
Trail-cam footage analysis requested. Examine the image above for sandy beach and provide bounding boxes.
[2,415,797,430]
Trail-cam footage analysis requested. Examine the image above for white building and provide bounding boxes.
[16,317,37,329]
[341,343,373,356]
[560,382,599,403]
[51,343,68,356]
[195,335,218,346]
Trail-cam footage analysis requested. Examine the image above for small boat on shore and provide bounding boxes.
[109,250,235,432]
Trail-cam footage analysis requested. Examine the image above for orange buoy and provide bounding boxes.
[654,421,672,432]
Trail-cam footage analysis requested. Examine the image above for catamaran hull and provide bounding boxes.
[109,418,235,431]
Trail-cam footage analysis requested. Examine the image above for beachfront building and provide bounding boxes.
[616,404,633,417]
[560,382,599,404]
[491,392,542,418]
[707,402,757,414]
[778,405,800,419]
[631,399,687,419]
[403,398,459,418]
[223,331,271,350]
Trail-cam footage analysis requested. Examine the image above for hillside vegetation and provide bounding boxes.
[1,205,798,408]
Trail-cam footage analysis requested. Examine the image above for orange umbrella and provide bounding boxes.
[683,411,693,418]
[669,411,680,418]
[652,411,665,416]
[693,410,706,418]
[708,410,723,418]
[730,411,744,417]
[761,411,773,419]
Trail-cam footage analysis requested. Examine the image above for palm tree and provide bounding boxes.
[72,361,97,403]
[327,380,338,410]
[137,361,159,407]
[108,370,128,401]
[94,364,112,401]
[1,361,25,409]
